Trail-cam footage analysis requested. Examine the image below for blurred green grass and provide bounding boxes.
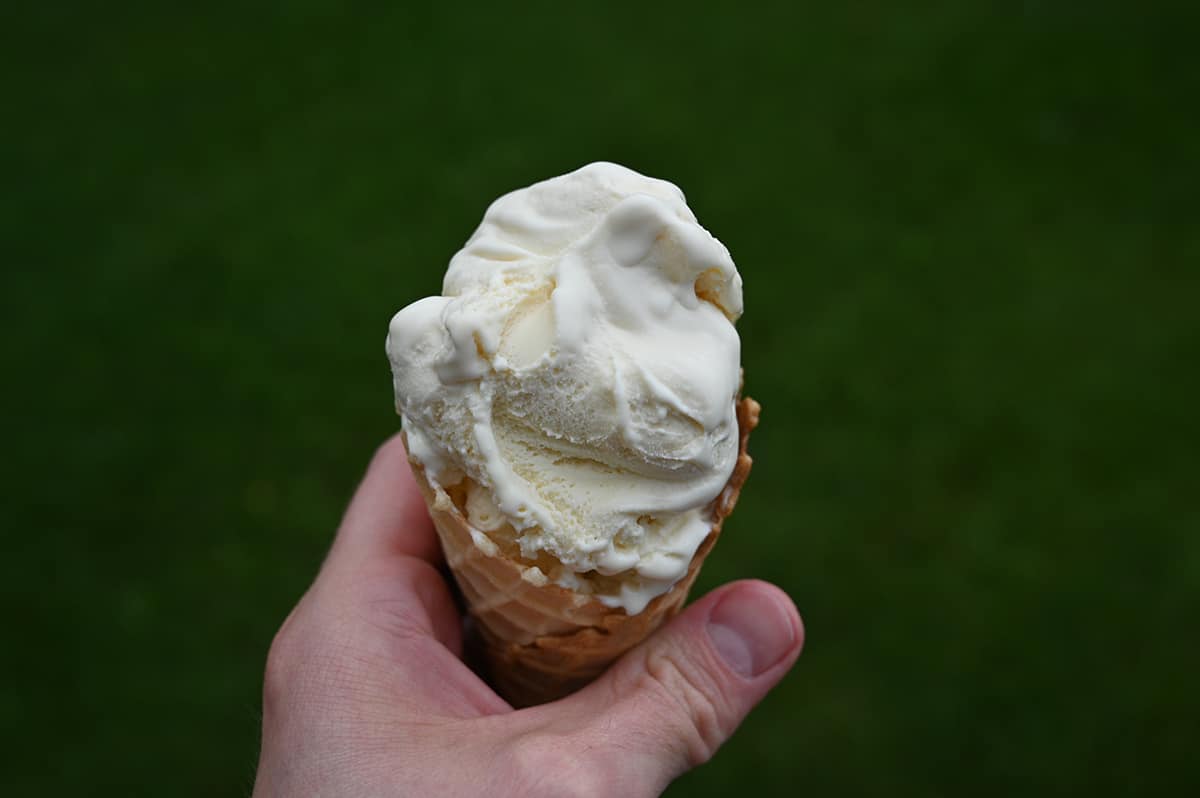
[3,1,1198,795]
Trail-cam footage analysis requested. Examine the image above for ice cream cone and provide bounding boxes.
[405,396,760,707]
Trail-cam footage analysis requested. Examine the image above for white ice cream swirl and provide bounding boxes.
[387,162,742,613]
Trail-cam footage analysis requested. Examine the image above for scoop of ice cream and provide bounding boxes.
[386,162,742,612]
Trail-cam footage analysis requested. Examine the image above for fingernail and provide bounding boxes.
[706,586,798,678]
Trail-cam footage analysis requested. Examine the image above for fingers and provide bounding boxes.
[361,555,465,658]
[327,432,441,568]
[313,433,461,656]
[270,434,515,720]
[556,580,803,792]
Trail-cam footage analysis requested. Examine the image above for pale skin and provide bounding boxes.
[253,433,805,797]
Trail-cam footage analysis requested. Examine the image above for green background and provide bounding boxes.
[5,1,1197,795]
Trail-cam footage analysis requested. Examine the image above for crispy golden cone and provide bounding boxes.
[405,397,760,707]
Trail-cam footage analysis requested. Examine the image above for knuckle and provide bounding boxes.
[359,594,427,640]
[263,615,304,712]
[353,558,440,640]
[263,610,389,724]
[642,648,730,767]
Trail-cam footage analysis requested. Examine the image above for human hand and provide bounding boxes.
[253,434,804,797]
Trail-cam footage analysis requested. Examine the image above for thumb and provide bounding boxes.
[561,580,803,791]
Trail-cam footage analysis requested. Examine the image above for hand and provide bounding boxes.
[253,434,804,797]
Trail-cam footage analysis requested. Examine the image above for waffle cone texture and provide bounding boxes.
[405,396,760,707]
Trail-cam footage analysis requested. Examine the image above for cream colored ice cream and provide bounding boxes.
[386,162,743,613]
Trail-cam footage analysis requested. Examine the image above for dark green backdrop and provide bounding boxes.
[5,2,1197,795]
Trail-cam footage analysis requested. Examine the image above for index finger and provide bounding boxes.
[327,432,442,567]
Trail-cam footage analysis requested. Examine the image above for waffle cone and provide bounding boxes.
[405,397,760,707]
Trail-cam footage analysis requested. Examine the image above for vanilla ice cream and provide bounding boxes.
[386,162,743,613]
